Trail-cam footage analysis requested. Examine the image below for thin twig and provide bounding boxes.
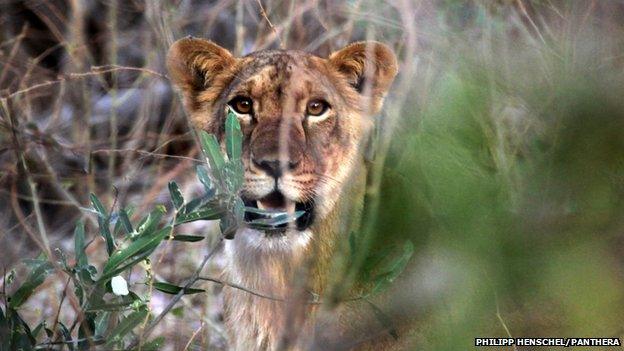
[2,99,52,258]
[516,0,548,46]
[8,178,48,257]
[0,23,28,86]
[255,0,283,49]
[50,277,71,344]
[199,275,366,305]
[91,148,203,163]
[35,337,103,349]
[495,290,519,351]
[182,321,205,351]
[3,66,167,99]
[127,238,225,349]
[199,276,286,302]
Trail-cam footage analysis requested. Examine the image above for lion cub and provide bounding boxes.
[168,37,398,350]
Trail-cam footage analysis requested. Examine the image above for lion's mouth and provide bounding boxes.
[243,191,315,232]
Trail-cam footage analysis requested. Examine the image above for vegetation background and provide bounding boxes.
[1,0,624,350]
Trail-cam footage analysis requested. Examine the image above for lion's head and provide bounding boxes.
[167,38,397,236]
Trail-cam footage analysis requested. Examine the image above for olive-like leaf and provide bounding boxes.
[74,220,87,267]
[135,207,165,238]
[168,235,205,242]
[94,311,111,338]
[152,281,205,295]
[196,165,214,193]
[225,109,243,161]
[100,226,171,282]
[89,193,107,217]
[91,194,115,255]
[104,307,149,347]
[247,211,305,227]
[9,260,54,308]
[7,308,35,349]
[78,313,95,350]
[371,241,414,294]
[199,131,225,171]
[99,216,115,256]
[180,194,220,215]
[224,161,244,193]
[31,320,45,339]
[220,213,238,239]
[174,207,226,225]
[118,208,134,235]
[168,181,184,210]
[1,308,9,348]
[131,336,165,351]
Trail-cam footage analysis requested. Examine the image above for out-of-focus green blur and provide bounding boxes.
[364,2,624,349]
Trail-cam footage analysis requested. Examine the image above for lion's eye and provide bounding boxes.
[306,100,329,117]
[229,96,253,114]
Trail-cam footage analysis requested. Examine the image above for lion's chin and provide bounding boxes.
[230,227,314,253]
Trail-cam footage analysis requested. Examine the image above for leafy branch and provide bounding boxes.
[0,110,301,350]
[0,109,412,350]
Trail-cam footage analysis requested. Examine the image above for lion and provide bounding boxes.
[167,37,400,350]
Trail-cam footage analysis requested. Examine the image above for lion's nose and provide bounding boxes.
[252,157,300,178]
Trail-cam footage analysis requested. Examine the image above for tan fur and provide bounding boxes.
[167,38,398,350]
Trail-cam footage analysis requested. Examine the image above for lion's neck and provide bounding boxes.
[222,227,334,350]
[222,163,367,350]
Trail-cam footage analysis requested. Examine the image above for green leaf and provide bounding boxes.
[223,161,244,193]
[196,165,214,193]
[94,311,111,338]
[78,313,95,350]
[91,194,115,255]
[104,307,149,347]
[169,235,205,242]
[131,336,165,351]
[168,181,185,210]
[199,131,225,171]
[99,216,116,256]
[74,220,87,267]
[7,308,35,350]
[244,206,292,218]
[365,299,399,340]
[174,207,226,225]
[0,308,9,349]
[135,207,165,237]
[87,292,139,312]
[89,193,107,217]
[5,269,15,286]
[233,197,245,222]
[219,213,238,239]
[244,207,305,230]
[180,194,219,215]
[9,260,54,308]
[171,306,184,318]
[247,211,305,227]
[371,241,414,294]
[152,281,205,295]
[58,322,74,350]
[31,320,45,339]
[100,226,171,282]
[225,109,243,161]
[118,208,134,235]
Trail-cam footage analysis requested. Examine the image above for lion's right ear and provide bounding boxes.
[167,38,236,111]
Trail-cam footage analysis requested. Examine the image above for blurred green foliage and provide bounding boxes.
[0,110,306,350]
[363,11,624,348]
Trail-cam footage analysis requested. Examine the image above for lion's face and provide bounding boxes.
[168,39,397,234]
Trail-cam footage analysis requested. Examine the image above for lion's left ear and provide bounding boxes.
[167,37,237,113]
[328,41,398,112]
